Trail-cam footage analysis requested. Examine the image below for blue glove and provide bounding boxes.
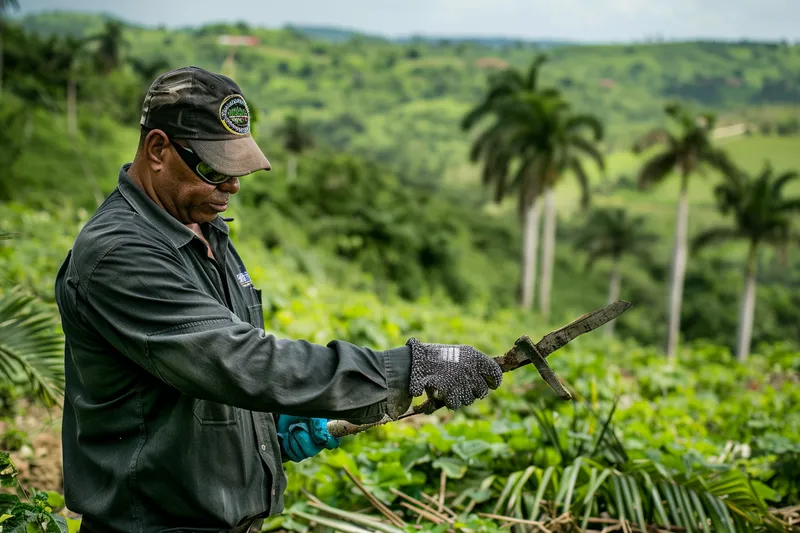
[276,416,342,462]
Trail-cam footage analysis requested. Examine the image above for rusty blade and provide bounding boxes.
[536,300,632,358]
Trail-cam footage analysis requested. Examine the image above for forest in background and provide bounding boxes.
[1,8,799,532]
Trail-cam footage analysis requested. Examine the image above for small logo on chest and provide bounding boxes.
[236,268,253,288]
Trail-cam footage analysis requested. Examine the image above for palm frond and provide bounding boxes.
[566,114,604,142]
[632,127,674,153]
[691,226,743,254]
[771,169,800,196]
[568,134,606,172]
[524,54,548,91]
[570,157,591,209]
[0,288,65,407]
[703,148,741,180]
[777,199,800,213]
[284,457,790,533]
[637,151,679,189]
[460,99,497,131]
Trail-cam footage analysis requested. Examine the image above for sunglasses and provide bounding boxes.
[170,138,234,185]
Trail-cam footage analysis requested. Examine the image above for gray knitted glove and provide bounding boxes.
[406,338,503,410]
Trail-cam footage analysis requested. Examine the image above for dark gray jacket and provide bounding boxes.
[54,165,412,533]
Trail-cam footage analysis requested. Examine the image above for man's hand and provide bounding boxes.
[406,338,503,410]
[276,416,342,462]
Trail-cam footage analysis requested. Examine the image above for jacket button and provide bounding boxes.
[261,444,267,451]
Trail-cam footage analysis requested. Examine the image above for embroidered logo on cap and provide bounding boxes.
[219,94,250,135]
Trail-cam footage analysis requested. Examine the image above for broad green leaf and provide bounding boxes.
[431,457,466,479]
[452,439,493,461]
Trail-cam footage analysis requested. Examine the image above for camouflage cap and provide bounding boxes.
[140,66,271,177]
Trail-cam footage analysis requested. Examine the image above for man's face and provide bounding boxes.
[157,138,240,225]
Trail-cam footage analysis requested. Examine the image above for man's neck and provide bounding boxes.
[187,223,215,260]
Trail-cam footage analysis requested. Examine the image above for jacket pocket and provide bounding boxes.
[192,399,237,426]
[247,303,264,330]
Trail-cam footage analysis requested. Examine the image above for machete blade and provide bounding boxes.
[535,300,633,358]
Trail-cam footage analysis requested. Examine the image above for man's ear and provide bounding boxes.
[143,129,170,172]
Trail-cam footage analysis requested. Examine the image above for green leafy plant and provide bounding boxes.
[0,287,64,408]
[0,452,67,533]
[279,403,795,532]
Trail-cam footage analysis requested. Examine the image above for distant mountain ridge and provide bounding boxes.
[10,9,799,179]
[18,11,784,48]
[287,23,581,48]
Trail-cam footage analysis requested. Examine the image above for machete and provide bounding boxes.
[327,300,632,438]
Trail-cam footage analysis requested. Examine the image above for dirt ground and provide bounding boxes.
[3,399,64,494]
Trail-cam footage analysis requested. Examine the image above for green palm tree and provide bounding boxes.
[692,163,800,361]
[87,20,125,75]
[279,114,315,182]
[460,53,555,133]
[633,102,734,362]
[491,91,605,319]
[461,54,555,310]
[574,207,659,337]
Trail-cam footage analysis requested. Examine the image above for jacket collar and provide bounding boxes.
[117,163,230,249]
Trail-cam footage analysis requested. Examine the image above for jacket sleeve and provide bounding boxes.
[80,237,412,423]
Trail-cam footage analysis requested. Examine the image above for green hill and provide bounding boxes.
[16,11,800,181]
[3,11,800,352]
[1,13,800,527]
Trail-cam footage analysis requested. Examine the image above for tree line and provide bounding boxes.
[460,54,800,362]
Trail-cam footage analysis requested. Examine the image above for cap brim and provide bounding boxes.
[187,136,271,177]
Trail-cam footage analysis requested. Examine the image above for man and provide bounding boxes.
[54,66,503,533]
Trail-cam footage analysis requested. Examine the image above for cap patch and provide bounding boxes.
[219,94,250,135]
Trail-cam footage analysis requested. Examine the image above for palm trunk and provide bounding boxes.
[287,154,298,182]
[520,196,542,309]
[736,244,758,362]
[606,257,622,338]
[665,177,690,363]
[538,186,556,319]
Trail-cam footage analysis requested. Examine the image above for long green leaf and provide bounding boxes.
[507,465,537,516]
[626,475,647,529]
[529,466,554,522]
[703,491,734,533]
[619,475,641,530]
[689,488,711,533]
[494,470,522,514]
[640,471,670,529]
[664,482,690,532]
[562,457,582,513]
[678,485,698,533]
[581,468,613,531]
[611,475,628,530]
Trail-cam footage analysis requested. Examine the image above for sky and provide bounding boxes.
[16,0,800,43]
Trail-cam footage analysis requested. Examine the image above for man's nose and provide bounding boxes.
[218,177,240,194]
